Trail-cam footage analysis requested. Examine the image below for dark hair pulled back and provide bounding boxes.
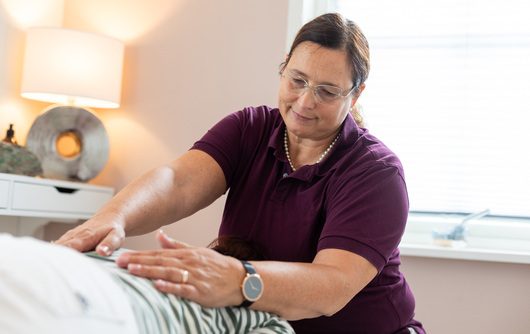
[280,13,370,90]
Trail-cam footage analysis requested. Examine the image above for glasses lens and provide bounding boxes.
[315,85,342,103]
[283,71,346,103]
[286,74,307,91]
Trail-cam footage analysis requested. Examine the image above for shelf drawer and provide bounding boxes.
[0,180,8,208]
[12,181,112,215]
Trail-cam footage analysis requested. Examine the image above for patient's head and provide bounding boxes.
[208,235,265,261]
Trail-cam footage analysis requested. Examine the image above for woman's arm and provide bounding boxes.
[56,149,226,254]
[117,233,377,321]
[251,249,377,320]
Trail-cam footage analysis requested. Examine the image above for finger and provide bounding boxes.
[59,225,110,252]
[154,279,198,299]
[118,248,188,262]
[127,264,190,284]
[116,251,138,268]
[116,248,191,268]
[118,254,182,268]
[96,223,125,256]
[157,230,191,250]
[54,227,81,246]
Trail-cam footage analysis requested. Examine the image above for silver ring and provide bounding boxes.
[181,269,189,284]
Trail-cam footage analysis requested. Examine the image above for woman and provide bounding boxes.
[57,13,425,333]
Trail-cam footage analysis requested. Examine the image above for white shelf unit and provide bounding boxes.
[0,172,114,238]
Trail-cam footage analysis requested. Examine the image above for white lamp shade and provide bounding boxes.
[21,27,124,109]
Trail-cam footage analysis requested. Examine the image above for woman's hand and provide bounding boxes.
[54,211,126,256]
[116,230,245,308]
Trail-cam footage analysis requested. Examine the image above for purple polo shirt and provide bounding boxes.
[192,106,424,334]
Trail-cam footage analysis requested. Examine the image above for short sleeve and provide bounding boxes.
[190,106,278,188]
[318,164,409,272]
[191,112,244,187]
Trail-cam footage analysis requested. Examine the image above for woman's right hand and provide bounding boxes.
[54,150,227,256]
[54,211,126,256]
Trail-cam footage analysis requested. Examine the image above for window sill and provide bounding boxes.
[399,213,530,265]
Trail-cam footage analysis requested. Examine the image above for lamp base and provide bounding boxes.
[26,105,109,182]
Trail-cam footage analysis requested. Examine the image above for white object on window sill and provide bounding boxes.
[399,213,530,264]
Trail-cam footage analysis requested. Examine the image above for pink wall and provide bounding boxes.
[0,4,53,144]
[60,3,530,332]
[62,0,289,249]
[3,1,528,332]
[401,255,530,333]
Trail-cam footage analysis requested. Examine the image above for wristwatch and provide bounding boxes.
[240,260,264,307]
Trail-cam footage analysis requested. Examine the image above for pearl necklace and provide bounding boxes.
[283,128,340,172]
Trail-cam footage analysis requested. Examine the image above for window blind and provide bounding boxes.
[330,0,530,217]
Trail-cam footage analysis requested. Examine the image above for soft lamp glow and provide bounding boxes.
[1,0,64,28]
[61,0,182,42]
[21,28,124,109]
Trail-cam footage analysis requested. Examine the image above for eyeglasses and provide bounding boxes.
[281,71,356,104]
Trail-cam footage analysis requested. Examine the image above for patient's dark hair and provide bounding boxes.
[208,236,265,261]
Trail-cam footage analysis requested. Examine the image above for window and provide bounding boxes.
[290,0,530,219]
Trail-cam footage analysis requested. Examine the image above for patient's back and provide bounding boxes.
[0,234,293,334]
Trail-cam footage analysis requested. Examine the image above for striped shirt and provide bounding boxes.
[86,251,294,334]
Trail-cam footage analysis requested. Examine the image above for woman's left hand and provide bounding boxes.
[116,230,245,307]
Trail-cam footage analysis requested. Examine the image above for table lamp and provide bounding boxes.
[20,27,124,181]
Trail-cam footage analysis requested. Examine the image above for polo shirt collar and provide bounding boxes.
[268,112,361,182]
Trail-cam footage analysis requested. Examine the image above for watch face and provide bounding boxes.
[243,275,263,301]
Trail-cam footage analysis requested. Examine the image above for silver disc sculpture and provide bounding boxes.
[26,106,109,181]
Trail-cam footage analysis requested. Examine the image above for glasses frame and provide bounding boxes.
[281,70,357,104]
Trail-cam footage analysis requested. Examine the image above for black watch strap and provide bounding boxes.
[242,260,256,274]
[240,299,253,308]
[240,260,256,307]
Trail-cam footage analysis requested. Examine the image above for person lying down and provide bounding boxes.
[0,233,294,334]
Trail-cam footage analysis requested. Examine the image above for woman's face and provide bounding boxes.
[278,41,362,141]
